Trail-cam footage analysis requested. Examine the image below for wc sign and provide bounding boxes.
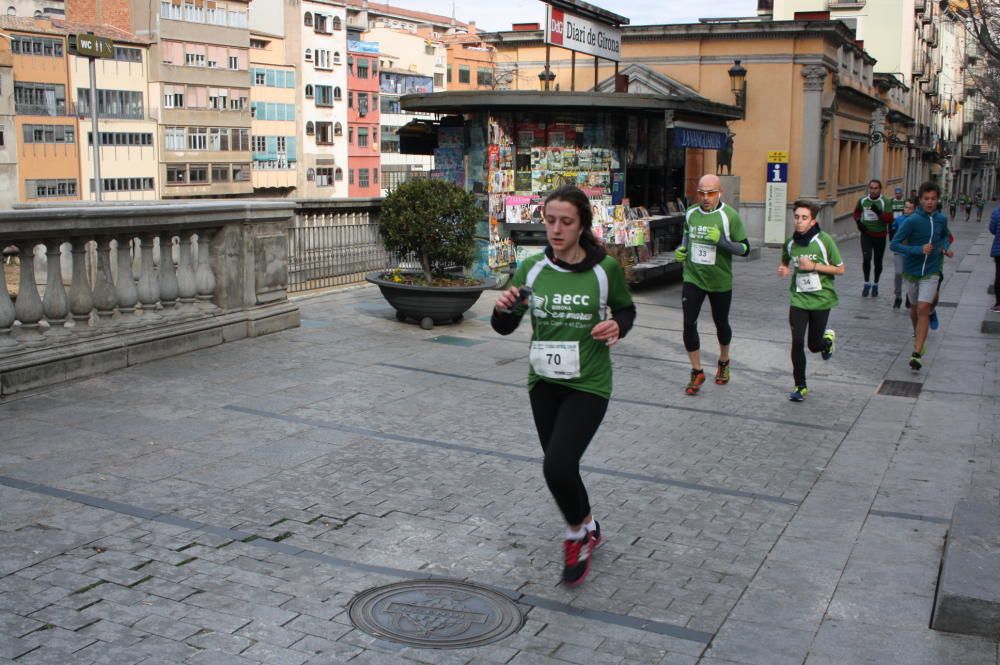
[545,4,622,62]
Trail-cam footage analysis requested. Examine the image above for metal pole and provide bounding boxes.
[593,55,598,91]
[571,50,576,92]
[89,55,102,202]
[544,45,551,91]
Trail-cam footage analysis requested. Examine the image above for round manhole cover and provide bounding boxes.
[347,579,524,649]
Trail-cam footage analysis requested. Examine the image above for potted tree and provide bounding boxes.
[366,178,494,330]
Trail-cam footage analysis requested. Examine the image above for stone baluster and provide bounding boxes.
[13,242,44,345]
[92,237,118,327]
[68,238,94,334]
[136,233,161,321]
[0,257,17,351]
[42,240,71,338]
[114,235,140,326]
[158,232,179,313]
[176,232,198,315]
[195,229,217,311]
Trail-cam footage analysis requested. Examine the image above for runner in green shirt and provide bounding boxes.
[673,174,750,395]
[890,187,906,217]
[778,200,845,401]
[852,179,893,297]
[492,185,636,587]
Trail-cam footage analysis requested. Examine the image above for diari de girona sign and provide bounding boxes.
[545,5,621,62]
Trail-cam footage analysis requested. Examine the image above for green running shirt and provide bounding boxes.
[681,202,747,293]
[856,196,892,234]
[781,231,843,311]
[513,253,633,399]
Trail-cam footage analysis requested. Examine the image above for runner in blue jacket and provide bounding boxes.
[891,181,951,371]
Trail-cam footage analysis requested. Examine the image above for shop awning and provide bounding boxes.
[399,90,742,123]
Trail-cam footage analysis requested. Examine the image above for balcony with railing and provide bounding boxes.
[14,100,73,117]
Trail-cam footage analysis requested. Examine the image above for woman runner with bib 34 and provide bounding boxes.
[491,185,636,586]
[778,200,845,401]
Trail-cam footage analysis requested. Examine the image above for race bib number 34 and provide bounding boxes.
[530,341,581,380]
[691,242,717,266]
[796,272,822,293]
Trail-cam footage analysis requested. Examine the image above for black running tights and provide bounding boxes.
[529,380,609,526]
[860,234,887,284]
[789,306,831,387]
[681,282,733,353]
[995,258,1000,307]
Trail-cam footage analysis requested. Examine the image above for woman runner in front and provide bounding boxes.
[777,200,845,401]
[491,185,636,586]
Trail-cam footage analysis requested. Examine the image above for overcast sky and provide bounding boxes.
[383,0,760,31]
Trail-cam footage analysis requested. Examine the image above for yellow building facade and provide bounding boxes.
[69,37,159,202]
[250,31,297,193]
[489,20,895,242]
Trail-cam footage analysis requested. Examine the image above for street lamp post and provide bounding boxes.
[728,59,748,114]
[538,66,556,92]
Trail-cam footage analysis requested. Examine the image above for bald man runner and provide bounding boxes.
[673,175,751,395]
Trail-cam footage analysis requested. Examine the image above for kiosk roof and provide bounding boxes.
[400,91,741,122]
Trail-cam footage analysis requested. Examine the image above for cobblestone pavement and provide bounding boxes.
[2,206,999,665]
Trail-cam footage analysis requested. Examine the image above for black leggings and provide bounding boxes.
[789,307,831,387]
[682,282,732,353]
[529,380,609,526]
[860,234,887,283]
[995,257,1000,307]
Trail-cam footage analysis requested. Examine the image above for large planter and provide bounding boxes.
[365,272,495,330]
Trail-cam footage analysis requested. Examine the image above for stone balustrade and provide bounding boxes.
[0,200,299,396]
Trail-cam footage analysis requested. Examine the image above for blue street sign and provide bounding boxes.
[767,162,788,184]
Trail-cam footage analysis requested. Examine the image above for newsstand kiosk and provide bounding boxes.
[398,90,740,285]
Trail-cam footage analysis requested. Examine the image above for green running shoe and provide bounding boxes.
[821,329,836,361]
[789,386,809,402]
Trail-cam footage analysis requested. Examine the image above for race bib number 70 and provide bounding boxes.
[529,341,581,379]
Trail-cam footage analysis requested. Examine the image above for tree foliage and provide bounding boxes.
[957,0,1000,60]
[947,1,1000,137]
[378,178,480,283]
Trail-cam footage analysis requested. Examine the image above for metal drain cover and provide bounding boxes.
[347,580,524,649]
[878,380,923,397]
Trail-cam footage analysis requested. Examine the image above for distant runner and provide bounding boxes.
[853,179,894,298]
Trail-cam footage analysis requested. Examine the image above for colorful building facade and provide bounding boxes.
[347,39,380,197]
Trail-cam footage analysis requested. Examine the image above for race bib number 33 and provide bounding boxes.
[530,341,581,379]
[691,242,717,266]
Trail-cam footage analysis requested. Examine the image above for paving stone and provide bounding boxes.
[12,645,95,665]
[239,642,312,665]
[179,606,252,634]
[0,609,46,637]
[27,605,98,631]
[132,615,202,641]
[0,636,40,660]
[282,613,352,641]
[182,649,262,665]
[235,620,306,648]
[183,629,254,655]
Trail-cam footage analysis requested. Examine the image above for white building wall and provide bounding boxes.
[298,0,348,198]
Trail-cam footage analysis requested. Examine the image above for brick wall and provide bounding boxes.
[65,0,133,33]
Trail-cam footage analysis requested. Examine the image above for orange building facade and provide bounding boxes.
[347,40,380,197]
[7,19,79,203]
